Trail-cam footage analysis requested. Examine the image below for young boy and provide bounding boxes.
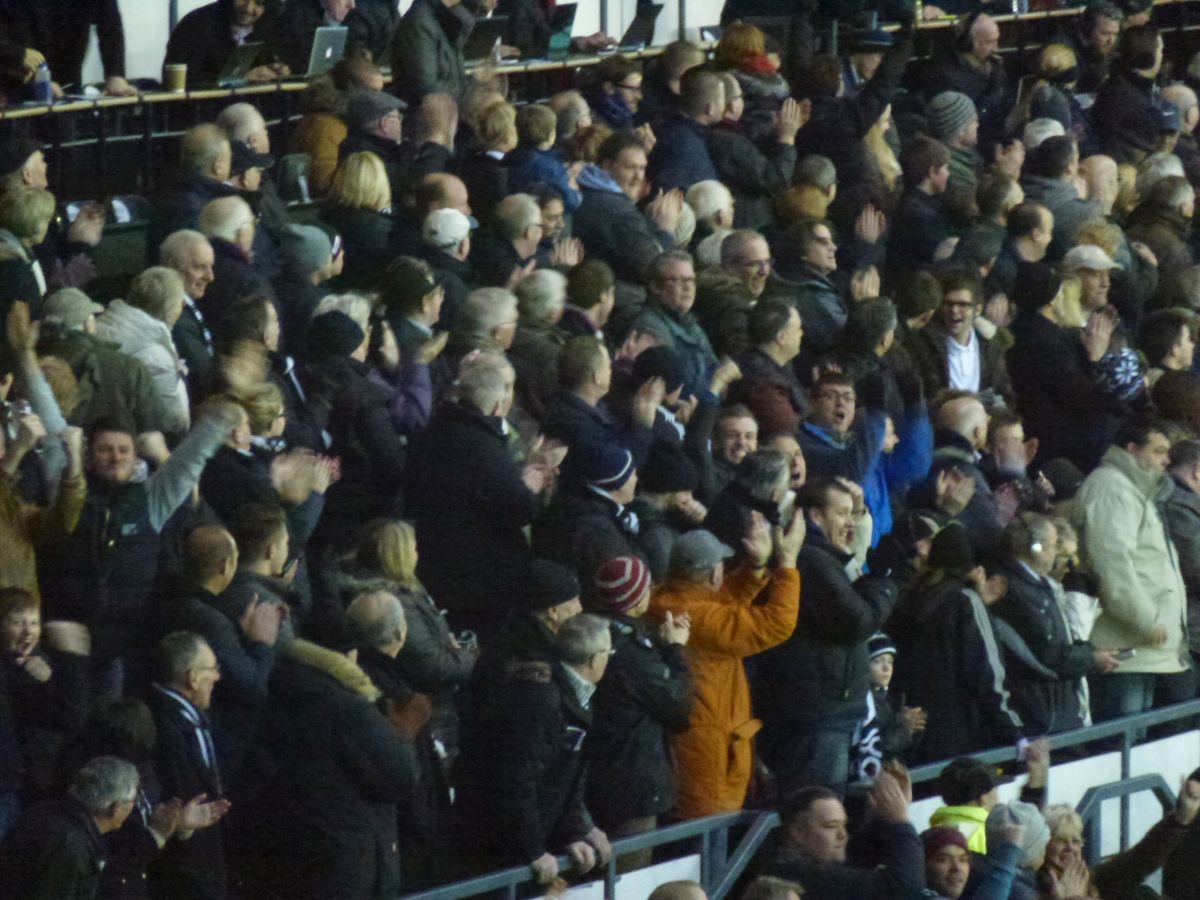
[852,632,926,780]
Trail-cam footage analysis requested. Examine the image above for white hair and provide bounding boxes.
[674,202,697,247]
[458,350,514,412]
[1022,117,1066,151]
[69,756,140,815]
[198,196,254,243]
[1137,151,1186,196]
[494,193,541,242]
[685,179,734,224]
[515,269,567,323]
[459,287,518,348]
[216,102,267,144]
[314,292,373,331]
[159,229,211,269]
[696,228,732,268]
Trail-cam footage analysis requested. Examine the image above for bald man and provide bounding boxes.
[649,881,709,900]
[162,524,281,771]
[148,124,234,262]
[161,229,217,400]
[196,194,275,323]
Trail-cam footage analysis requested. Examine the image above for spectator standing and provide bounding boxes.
[648,515,802,818]
[390,0,473,104]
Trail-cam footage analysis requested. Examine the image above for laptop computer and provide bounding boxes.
[545,3,578,61]
[217,42,264,87]
[307,26,348,77]
[464,15,512,62]
[617,4,663,51]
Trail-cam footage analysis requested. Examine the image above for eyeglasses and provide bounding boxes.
[737,257,773,271]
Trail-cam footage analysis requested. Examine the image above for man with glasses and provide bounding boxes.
[148,631,231,899]
[695,229,774,357]
[339,90,413,200]
[631,251,716,397]
[764,218,846,361]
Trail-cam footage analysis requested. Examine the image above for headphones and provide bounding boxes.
[953,10,983,54]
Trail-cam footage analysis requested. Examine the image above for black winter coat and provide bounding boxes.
[1092,69,1159,165]
[707,122,797,231]
[319,206,405,292]
[531,485,646,602]
[2,649,90,799]
[164,0,281,87]
[0,796,106,900]
[889,576,1023,763]
[1,0,124,88]
[573,184,674,285]
[454,660,595,863]
[754,531,898,749]
[586,616,692,826]
[199,238,275,325]
[405,400,536,614]
[235,642,417,900]
[992,562,1093,736]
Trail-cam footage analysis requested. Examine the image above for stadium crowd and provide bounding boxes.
[6,0,1200,897]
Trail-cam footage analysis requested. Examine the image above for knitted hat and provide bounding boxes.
[306,310,365,359]
[574,444,636,490]
[927,521,975,577]
[868,631,897,660]
[279,224,333,277]
[525,559,582,611]
[986,801,1051,866]
[1011,261,1064,314]
[0,139,42,179]
[639,443,699,494]
[928,92,978,142]
[633,345,689,396]
[594,556,651,614]
[922,826,969,859]
[1041,457,1085,501]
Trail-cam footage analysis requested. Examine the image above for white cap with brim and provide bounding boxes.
[1062,244,1122,272]
[42,288,104,328]
[422,208,474,249]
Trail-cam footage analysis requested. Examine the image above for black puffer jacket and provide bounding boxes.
[586,616,692,827]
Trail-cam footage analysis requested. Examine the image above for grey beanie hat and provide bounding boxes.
[928,91,978,141]
[279,224,333,277]
[985,800,1051,866]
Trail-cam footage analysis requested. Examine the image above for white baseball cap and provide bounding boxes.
[422,208,475,250]
[1062,244,1121,272]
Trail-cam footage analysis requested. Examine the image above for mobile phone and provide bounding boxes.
[331,234,344,258]
[1116,648,1136,661]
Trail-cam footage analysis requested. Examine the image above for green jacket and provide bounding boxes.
[1073,446,1189,674]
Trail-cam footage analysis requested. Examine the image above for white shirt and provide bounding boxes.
[946,329,982,393]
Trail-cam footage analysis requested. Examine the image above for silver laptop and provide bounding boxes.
[307,26,348,77]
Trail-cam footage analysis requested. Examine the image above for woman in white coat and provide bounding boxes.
[95,266,191,436]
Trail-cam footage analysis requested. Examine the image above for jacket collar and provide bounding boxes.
[284,638,381,701]
[1100,445,1166,499]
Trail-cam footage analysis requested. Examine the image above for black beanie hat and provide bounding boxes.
[525,559,582,611]
[927,521,975,577]
[640,443,699,494]
[306,310,366,359]
[1011,261,1064,314]
[634,345,689,396]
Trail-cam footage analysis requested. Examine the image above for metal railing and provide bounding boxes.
[404,699,1200,900]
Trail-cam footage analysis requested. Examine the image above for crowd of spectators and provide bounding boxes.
[6,0,1200,897]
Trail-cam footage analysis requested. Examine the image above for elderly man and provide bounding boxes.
[160,229,217,401]
[575,131,682,290]
[650,519,802,818]
[908,268,1013,408]
[456,613,613,885]
[339,90,411,195]
[148,124,235,260]
[473,193,544,288]
[631,251,717,397]
[217,101,291,243]
[686,180,735,253]
[694,229,773,358]
[147,631,232,900]
[197,195,273,323]
[0,756,141,899]
[1074,419,1192,719]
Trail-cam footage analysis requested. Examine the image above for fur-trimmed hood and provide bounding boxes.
[285,638,380,702]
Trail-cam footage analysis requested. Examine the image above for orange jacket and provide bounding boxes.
[290,112,348,198]
[648,566,800,819]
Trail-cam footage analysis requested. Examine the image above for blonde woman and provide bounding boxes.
[318,151,398,291]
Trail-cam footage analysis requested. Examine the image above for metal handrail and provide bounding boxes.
[404,699,1200,900]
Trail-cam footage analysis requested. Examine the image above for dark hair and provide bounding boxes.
[747,299,796,346]
[1140,309,1194,366]
[1113,415,1171,448]
[597,130,648,165]
[938,757,998,805]
[781,785,842,822]
[938,267,983,304]
[1119,25,1160,71]
[796,55,843,99]
[1170,438,1200,468]
[596,54,639,86]
[1030,135,1077,179]
[230,501,288,561]
[900,136,951,188]
[797,475,853,513]
[812,370,856,396]
[86,416,136,443]
[1007,202,1049,239]
[567,259,615,311]
[216,294,272,350]
[72,699,157,766]
[783,217,834,259]
[528,181,566,208]
[1152,371,1200,435]
[557,336,608,390]
[842,297,897,353]
[976,172,1017,219]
